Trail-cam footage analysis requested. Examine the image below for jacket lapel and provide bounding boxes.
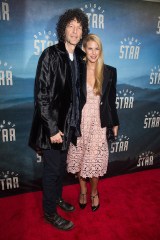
[81,64,87,98]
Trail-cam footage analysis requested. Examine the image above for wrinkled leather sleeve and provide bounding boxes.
[108,67,119,126]
[34,48,59,137]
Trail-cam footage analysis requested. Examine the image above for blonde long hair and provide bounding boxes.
[83,34,104,95]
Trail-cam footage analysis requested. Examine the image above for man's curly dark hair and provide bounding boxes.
[56,8,89,44]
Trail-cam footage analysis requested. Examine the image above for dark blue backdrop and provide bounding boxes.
[0,0,160,197]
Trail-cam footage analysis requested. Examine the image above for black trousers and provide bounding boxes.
[42,149,67,215]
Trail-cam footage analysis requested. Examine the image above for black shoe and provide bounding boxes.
[44,213,74,231]
[91,193,100,212]
[57,198,75,212]
[79,193,87,209]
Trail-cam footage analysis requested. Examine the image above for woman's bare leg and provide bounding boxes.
[77,172,87,205]
[90,177,99,207]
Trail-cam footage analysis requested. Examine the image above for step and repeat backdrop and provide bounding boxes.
[0,0,160,197]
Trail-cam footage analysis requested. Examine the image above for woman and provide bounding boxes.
[67,34,119,211]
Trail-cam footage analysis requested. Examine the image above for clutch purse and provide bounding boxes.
[107,127,115,142]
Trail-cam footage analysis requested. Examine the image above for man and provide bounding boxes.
[29,9,89,230]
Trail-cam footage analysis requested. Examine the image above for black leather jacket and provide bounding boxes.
[29,42,86,151]
[81,64,119,129]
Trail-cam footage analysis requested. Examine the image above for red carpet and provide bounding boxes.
[0,169,160,240]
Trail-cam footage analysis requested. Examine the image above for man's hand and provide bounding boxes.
[50,131,64,144]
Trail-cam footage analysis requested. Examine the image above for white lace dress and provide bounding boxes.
[67,84,109,178]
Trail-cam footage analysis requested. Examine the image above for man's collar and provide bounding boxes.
[57,41,86,58]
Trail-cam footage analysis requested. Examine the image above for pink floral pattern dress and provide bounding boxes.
[67,84,109,178]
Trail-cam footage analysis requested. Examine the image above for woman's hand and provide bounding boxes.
[112,126,119,137]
